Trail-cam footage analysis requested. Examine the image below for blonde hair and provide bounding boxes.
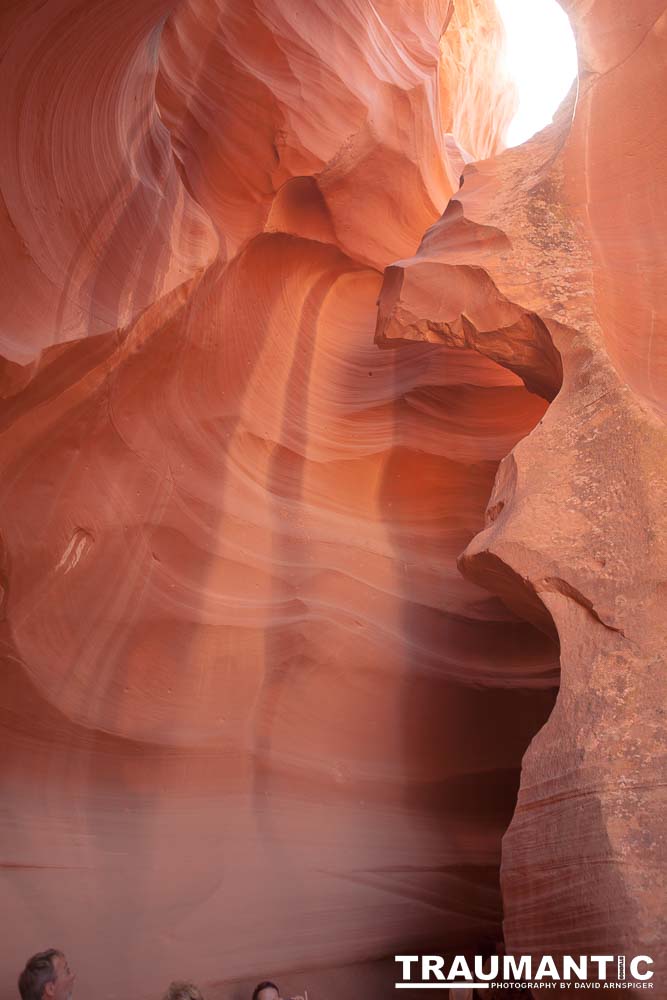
[163,982,204,1000]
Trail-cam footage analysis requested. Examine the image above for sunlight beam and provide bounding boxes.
[496,0,578,147]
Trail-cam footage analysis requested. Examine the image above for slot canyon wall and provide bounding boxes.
[0,2,664,1000]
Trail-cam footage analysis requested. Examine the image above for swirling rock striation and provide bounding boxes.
[0,2,558,997]
[1,1,664,999]
[378,0,667,989]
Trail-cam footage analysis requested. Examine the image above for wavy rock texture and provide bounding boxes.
[0,2,664,1000]
[0,3,557,997]
[378,0,667,990]
[0,0,219,366]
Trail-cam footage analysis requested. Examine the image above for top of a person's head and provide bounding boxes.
[163,982,205,1000]
[251,982,280,1000]
[18,951,64,1000]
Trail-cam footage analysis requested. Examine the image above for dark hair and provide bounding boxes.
[18,951,63,1000]
[252,983,279,1000]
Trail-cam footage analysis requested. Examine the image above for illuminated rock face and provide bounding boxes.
[0,3,663,1000]
[379,0,667,988]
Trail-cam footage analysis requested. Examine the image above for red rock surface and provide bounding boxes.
[0,1,664,999]
[378,0,667,991]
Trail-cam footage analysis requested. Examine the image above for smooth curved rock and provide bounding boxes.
[1,0,664,997]
[0,0,218,365]
[0,2,559,998]
[378,0,667,987]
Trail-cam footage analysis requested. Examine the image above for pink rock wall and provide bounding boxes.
[1,1,664,999]
[378,0,667,991]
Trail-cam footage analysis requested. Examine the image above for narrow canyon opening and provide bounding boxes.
[12,0,665,997]
[496,0,578,146]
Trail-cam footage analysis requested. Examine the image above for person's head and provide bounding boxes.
[252,983,280,1000]
[163,982,204,1000]
[18,951,75,1000]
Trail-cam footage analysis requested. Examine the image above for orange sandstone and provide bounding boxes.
[0,1,664,999]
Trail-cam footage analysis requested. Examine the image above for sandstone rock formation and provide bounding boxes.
[0,1,664,999]
[378,1,667,991]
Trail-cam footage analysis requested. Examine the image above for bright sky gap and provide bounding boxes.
[496,0,578,146]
